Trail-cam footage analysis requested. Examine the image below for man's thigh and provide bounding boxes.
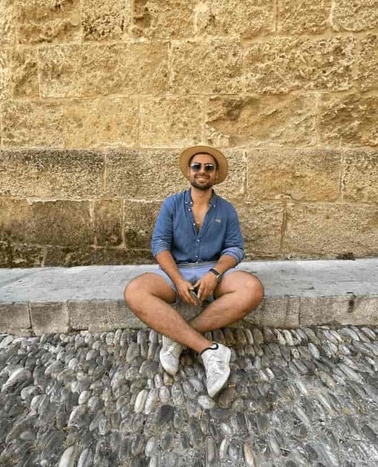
[126,272,176,304]
[214,270,263,298]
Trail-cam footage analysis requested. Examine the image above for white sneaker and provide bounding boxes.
[160,336,183,375]
[201,343,231,398]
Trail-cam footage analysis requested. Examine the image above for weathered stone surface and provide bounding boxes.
[105,150,187,199]
[2,101,64,148]
[30,302,69,335]
[0,198,33,244]
[94,200,123,247]
[69,301,128,331]
[247,297,300,328]
[343,150,378,204]
[64,97,139,148]
[332,0,378,32]
[212,150,245,202]
[0,49,10,100]
[16,0,81,44]
[82,0,130,41]
[244,36,355,93]
[44,246,153,267]
[195,0,274,39]
[237,202,283,257]
[170,39,242,94]
[0,0,15,45]
[39,43,168,98]
[140,96,203,148]
[205,94,317,147]
[29,201,93,247]
[133,0,194,39]
[358,34,378,92]
[0,199,92,248]
[11,48,39,98]
[285,203,378,257]
[123,200,161,249]
[246,149,341,201]
[320,94,378,147]
[0,304,30,334]
[0,241,44,268]
[278,0,331,34]
[0,150,104,198]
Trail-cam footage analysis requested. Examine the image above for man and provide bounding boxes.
[124,145,264,398]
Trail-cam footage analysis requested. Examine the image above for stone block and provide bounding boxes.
[244,36,355,93]
[82,0,130,41]
[105,149,187,199]
[332,0,378,32]
[285,203,378,258]
[30,302,69,335]
[237,202,283,257]
[299,296,378,327]
[0,303,31,334]
[2,100,64,148]
[29,201,93,247]
[195,0,274,39]
[124,200,162,249]
[0,241,44,268]
[245,297,300,328]
[0,198,33,244]
[246,148,341,202]
[358,34,378,92]
[320,94,378,147]
[0,49,10,100]
[170,39,242,94]
[44,245,154,267]
[16,0,81,44]
[39,42,168,98]
[140,96,203,148]
[11,48,39,98]
[69,300,129,331]
[94,199,123,246]
[0,0,15,45]
[205,94,317,147]
[133,0,195,39]
[212,150,245,202]
[343,150,378,204]
[0,150,104,198]
[278,0,331,34]
[64,97,138,148]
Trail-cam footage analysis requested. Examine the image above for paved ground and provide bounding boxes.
[1,324,378,467]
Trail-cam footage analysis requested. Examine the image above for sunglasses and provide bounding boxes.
[189,162,216,172]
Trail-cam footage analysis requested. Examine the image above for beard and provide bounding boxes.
[190,179,214,191]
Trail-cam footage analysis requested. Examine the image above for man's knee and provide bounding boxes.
[240,274,264,313]
[124,276,144,307]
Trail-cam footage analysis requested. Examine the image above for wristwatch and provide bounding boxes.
[208,268,223,283]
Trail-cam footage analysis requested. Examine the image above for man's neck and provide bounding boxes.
[190,187,213,206]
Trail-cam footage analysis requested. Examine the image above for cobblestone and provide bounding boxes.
[0,326,378,466]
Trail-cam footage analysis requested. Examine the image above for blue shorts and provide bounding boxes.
[154,261,238,303]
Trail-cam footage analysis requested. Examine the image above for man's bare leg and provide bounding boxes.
[124,273,213,353]
[190,271,264,333]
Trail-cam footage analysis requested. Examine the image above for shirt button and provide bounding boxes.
[196,239,200,242]
[195,255,198,258]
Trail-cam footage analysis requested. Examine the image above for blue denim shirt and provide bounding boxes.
[151,189,244,264]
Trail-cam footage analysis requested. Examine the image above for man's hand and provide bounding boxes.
[175,279,200,306]
[194,272,218,302]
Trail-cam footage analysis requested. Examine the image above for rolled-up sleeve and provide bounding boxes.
[220,205,245,264]
[151,198,174,257]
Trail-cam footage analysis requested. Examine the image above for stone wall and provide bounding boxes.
[0,0,377,267]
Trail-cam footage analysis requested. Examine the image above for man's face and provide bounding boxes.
[187,153,219,191]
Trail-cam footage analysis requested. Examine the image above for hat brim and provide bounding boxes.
[179,146,228,185]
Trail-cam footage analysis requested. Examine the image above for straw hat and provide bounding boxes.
[179,145,228,185]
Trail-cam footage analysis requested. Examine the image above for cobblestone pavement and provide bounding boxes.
[1,325,378,467]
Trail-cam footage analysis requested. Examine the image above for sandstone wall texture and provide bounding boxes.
[0,0,377,267]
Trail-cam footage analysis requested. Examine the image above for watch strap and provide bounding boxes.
[209,268,222,283]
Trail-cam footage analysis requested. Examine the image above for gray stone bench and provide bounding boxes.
[0,259,377,336]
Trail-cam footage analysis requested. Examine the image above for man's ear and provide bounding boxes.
[187,167,191,178]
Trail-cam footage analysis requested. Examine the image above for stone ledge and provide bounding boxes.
[0,259,377,335]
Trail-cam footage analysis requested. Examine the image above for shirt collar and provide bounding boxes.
[184,188,217,208]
